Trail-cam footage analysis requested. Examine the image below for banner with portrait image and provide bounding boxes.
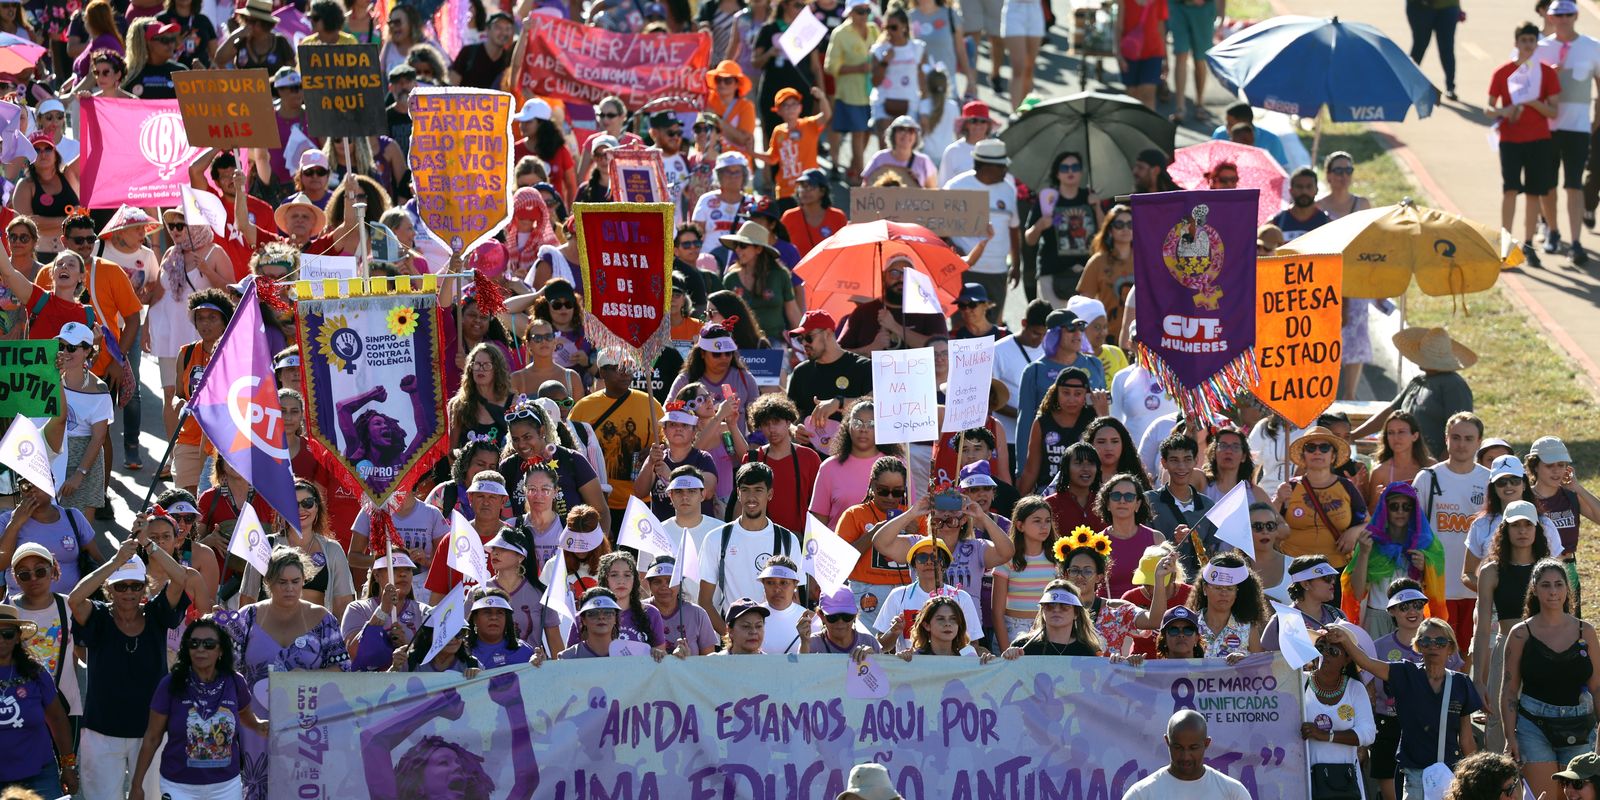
[573,202,673,370]
[296,292,447,506]
[407,87,513,253]
[1252,254,1344,428]
[1130,189,1260,422]
[269,654,1308,799]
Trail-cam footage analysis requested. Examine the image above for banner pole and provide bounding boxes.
[138,409,187,514]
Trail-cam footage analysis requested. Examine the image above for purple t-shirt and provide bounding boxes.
[896,532,992,597]
[149,672,252,785]
[0,667,55,782]
[566,604,666,647]
[0,505,94,594]
[652,600,719,654]
[470,637,537,669]
[807,631,882,654]
[557,641,606,659]
[649,447,719,518]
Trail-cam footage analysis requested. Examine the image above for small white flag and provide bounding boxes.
[179,184,227,236]
[777,9,828,65]
[1203,481,1255,556]
[670,524,703,588]
[618,495,675,558]
[0,416,55,496]
[421,581,470,665]
[446,510,492,586]
[1270,601,1321,670]
[228,504,272,577]
[901,267,942,315]
[540,551,577,642]
[803,514,863,597]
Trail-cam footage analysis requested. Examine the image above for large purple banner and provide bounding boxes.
[269,654,1308,799]
[1130,189,1260,421]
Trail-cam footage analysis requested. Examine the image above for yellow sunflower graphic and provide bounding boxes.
[387,305,419,337]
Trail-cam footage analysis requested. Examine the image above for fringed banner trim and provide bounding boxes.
[1137,344,1260,431]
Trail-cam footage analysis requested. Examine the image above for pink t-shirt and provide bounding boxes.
[810,455,875,528]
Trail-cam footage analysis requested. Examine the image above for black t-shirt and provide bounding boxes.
[672,258,711,314]
[158,10,219,68]
[755,21,817,102]
[1012,633,1097,656]
[387,104,414,155]
[124,61,188,100]
[787,352,872,416]
[75,591,190,737]
[450,43,511,89]
[636,347,684,403]
[1027,187,1098,276]
[497,444,598,518]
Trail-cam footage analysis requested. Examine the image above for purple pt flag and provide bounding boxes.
[1130,188,1260,421]
[189,278,301,531]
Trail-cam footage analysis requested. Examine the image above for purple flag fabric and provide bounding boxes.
[190,279,301,531]
[1130,188,1260,421]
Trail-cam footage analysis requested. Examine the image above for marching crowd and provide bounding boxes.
[0,1,1588,800]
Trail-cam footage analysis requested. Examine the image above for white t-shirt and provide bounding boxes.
[1137,412,1181,479]
[992,333,1041,443]
[1121,767,1251,800]
[1113,365,1177,464]
[1300,679,1375,779]
[939,138,975,187]
[1465,512,1564,560]
[661,151,691,209]
[944,170,1019,274]
[920,97,960,167]
[353,501,449,554]
[873,583,982,650]
[98,243,158,293]
[63,386,113,438]
[872,38,927,103]
[660,514,725,600]
[1248,420,1303,497]
[762,602,807,654]
[1411,463,1490,600]
[10,596,80,714]
[1535,34,1600,132]
[699,520,802,612]
[691,190,751,241]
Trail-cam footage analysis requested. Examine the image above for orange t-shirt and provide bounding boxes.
[767,115,825,199]
[782,206,848,258]
[174,340,212,447]
[711,96,758,164]
[837,502,913,586]
[670,315,704,341]
[34,257,143,375]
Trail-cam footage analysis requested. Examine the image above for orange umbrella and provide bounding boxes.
[794,220,967,320]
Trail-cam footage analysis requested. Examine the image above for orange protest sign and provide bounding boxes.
[1252,254,1343,428]
[407,87,513,252]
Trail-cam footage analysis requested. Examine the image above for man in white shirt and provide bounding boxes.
[758,556,808,654]
[1410,412,1490,657]
[660,466,723,600]
[1122,711,1251,800]
[698,462,803,634]
[943,139,1021,320]
[992,300,1048,448]
[1534,0,1600,264]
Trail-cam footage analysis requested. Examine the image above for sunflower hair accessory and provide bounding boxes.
[1054,527,1112,561]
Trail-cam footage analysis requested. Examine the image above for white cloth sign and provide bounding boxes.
[902,267,942,315]
[0,416,54,495]
[539,551,577,641]
[871,348,938,444]
[227,503,272,576]
[446,510,492,586]
[942,336,994,433]
[422,580,469,665]
[1269,601,1320,670]
[619,495,675,557]
[803,514,863,597]
[1204,481,1254,555]
[778,9,828,66]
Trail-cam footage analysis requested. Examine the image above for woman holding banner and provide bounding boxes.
[1001,579,1103,658]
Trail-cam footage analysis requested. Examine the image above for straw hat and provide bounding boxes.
[0,604,39,639]
[236,0,277,24]
[100,204,161,239]
[719,220,778,257]
[705,60,752,97]
[1287,425,1351,468]
[1393,327,1476,372]
[274,193,328,235]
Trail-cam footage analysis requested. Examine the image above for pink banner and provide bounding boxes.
[78,97,203,209]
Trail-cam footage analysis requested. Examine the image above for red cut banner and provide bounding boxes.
[573,203,673,360]
[511,16,711,108]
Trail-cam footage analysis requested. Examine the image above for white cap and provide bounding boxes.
[162,500,200,516]
[272,69,303,89]
[756,563,801,582]
[471,595,514,613]
[57,321,93,347]
[1065,295,1108,324]
[513,98,552,123]
[485,531,526,556]
[714,151,749,172]
[1385,588,1429,609]
[36,98,65,116]
[1288,562,1340,584]
[578,595,623,615]
[561,526,604,554]
[1488,454,1525,483]
[660,409,698,426]
[1503,500,1539,525]
[1202,562,1251,587]
[466,478,509,497]
[1039,588,1082,607]
[589,134,619,154]
[666,474,705,491]
[1530,436,1572,464]
[11,542,54,566]
[371,552,417,571]
[107,559,148,586]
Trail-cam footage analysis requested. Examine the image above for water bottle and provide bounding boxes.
[722,430,734,455]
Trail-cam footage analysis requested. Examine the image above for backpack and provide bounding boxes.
[713,521,805,607]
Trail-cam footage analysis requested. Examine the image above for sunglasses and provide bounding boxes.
[707,350,735,358]
[1387,501,1416,512]
[5,232,31,243]
[1164,625,1198,636]
[1251,521,1279,533]
[693,124,714,134]
[1328,166,1355,176]
[62,343,92,353]
[166,222,187,232]
[68,235,96,245]
[676,239,703,248]
[1107,491,1139,503]
[1414,635,1451,649]
[173,513,198,523]
[302,168,330,177]
[597,111,621,119]
[956,301,980,309]
[1315,642,1344,657]
[911,553,941,565]
[1057,163,1083,173]
[664,128,683,138]
[505,406,542,422]
[1493,476,1524,487]
[12,567,50,581]
[824,613,856,623]
[1392,600,1426,613]
[548,300,575,311]
[1302,442,1335,454]
[528,331,557,343]
[298,497,318,509]
[715,77,738,84]
[93,68,115,78]
[873,486,906,498]
[550,396,575,408]
[111,581,145,593]
[188,638,221,651]
[1109,219,1132,229]
[153,36,178,44]
[0,629,16,641]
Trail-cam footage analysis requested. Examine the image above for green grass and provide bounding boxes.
[1300,123,1600,615]
[1227,0,1274,22]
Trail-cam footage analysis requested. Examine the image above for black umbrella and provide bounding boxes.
[999,91,1177,197]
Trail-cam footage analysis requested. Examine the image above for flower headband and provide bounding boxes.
[1054,525,1112,562]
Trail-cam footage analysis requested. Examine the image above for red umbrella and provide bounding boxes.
[1168,139,1287,226]
[794,220,967,321]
